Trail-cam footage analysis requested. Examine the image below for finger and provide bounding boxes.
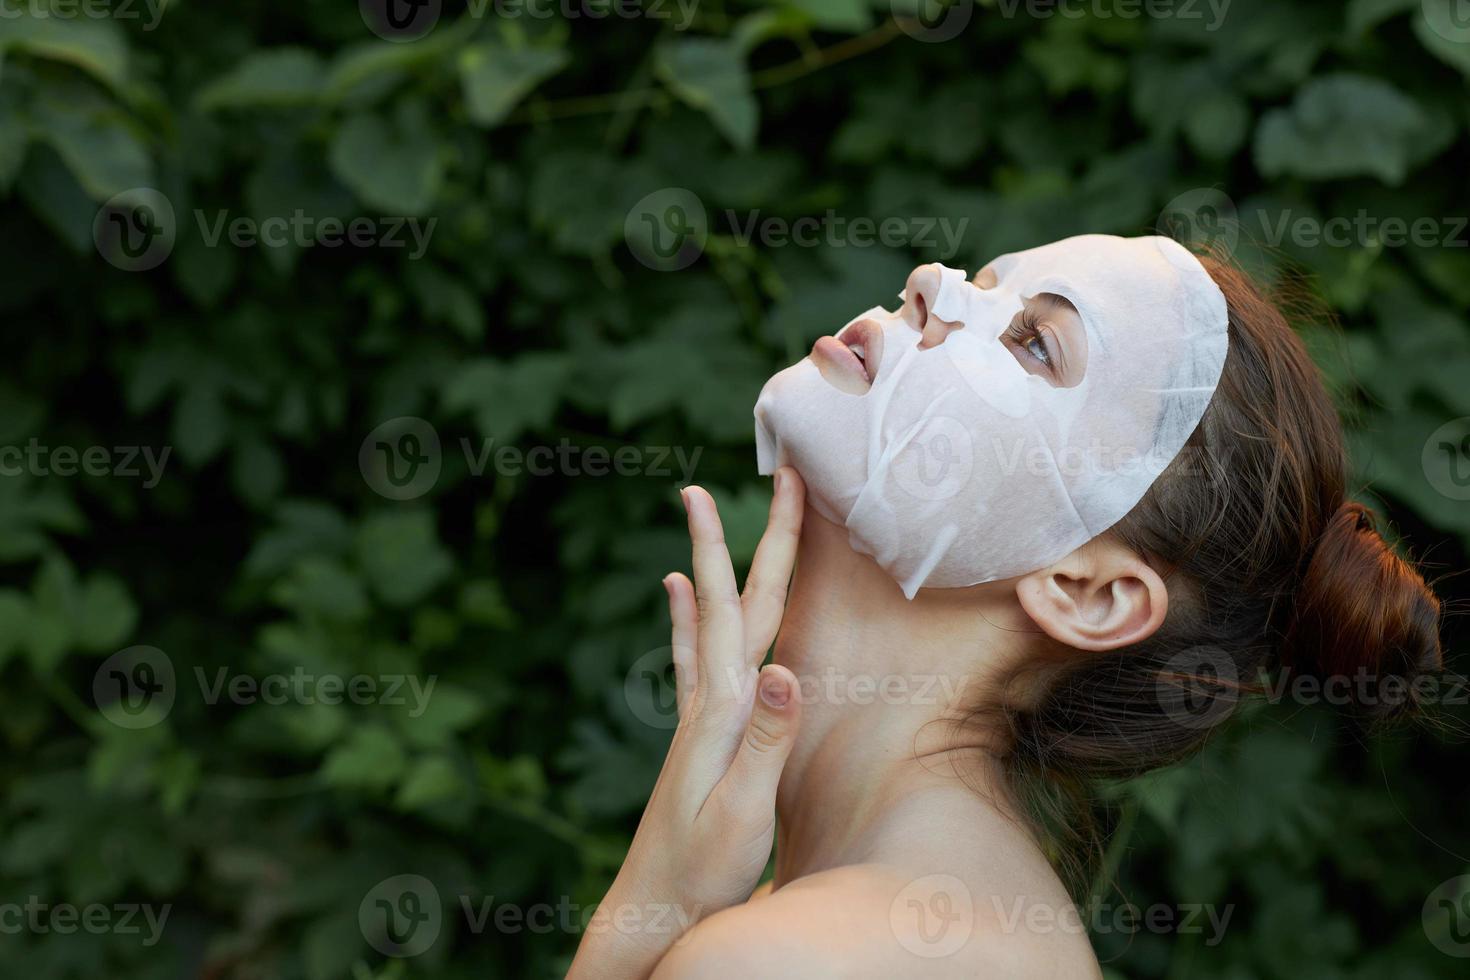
[683,486,745,703]
[741,467,805,665]
[664,572,698,720]
[705,664,801,821]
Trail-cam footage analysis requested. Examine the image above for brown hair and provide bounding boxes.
[984,253,1444,894]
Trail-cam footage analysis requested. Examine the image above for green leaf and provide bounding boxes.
[1345,0,1416,35]
[303,911,366,980]
[397,683,484,750]
[394,755,467,810]
[655,38,758,150]
[323,21,479,104]
[442,352,570,443]
[0,89,25,192]
[526,151,639,255]
[270,557,370,622]
[25,557,75,672]
[172,381,229,466]
[1184,90,1249,159]
[196,48,326,111]
[245,501,353,579]
[74,575,137,652]
[0,590,33,668]
[15,144,96,251]
[29,84,152,199]
[458,43,568,127]
[782,0,872,32]
[0,10,129,89]
[355,510,454,607]
[1254,73,1452,185]
[231,436,285,508]
[458,579,514,628]
[407,262,484,340]
[173,229,238,307]
[320,725,407,791]
[328,102,444,215]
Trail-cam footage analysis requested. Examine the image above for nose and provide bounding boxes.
[900,263,963,349]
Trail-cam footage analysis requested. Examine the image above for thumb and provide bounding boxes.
[720,664,801,808]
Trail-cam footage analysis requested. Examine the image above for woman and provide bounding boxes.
[567,236,1442,978]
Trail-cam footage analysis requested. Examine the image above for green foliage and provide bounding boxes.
[0,0,1467,977]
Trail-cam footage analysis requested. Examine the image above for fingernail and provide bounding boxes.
[759,671,789,708]
[679,488,691,514]
[661,574,674,597]
[774,470,785,494]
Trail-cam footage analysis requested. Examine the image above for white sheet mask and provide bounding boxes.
[753,234,1229,598]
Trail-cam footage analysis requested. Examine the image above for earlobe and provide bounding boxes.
[1015,549,1169,652]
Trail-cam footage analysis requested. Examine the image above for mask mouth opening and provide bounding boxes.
[835,317,885,383]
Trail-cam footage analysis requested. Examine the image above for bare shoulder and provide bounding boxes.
[650,865,1101,980]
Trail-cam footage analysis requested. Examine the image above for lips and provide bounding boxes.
[812,336,868,384]
[838,317,883,380]
[810,315,886,393]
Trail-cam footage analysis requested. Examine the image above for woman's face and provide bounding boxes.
[753,234,1229,598]
[809,262,1091,396]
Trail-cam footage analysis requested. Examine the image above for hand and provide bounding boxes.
[568,468,806,980]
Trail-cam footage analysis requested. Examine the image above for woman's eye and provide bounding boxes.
[1025,333,1051,366]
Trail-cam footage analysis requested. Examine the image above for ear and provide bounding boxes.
[1014,537,1168,652]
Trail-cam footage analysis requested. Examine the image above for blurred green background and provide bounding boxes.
[2,0,1469,976]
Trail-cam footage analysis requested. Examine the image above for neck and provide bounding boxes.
[770,507,1033,885]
